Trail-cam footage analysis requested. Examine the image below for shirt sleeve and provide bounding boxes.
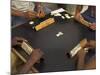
[11,0,35,12]
[80,6,88,14]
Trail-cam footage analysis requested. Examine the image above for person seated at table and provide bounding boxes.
[11,0,51,26]
[76,40,96,70]
[74,5,96,30]
[57,4,77,15]
[11,37,44,74]
[11,37,27,74]
[74,5,96,58]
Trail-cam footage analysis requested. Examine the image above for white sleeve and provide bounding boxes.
[11,0,35,12]
[80,6,88,14]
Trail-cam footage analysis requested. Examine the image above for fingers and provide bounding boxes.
[90,23,96,30]
[12,37,27,46]
[28,11,37,19]
[87,40,96,48]
[15,37,27,42]
[37,8,45,18]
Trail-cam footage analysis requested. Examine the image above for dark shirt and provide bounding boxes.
[82,6,96,23]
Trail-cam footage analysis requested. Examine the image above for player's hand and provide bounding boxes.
[37,6,45,18]
[85,40,96,49]
[12,37,27,46]
[24,11,37,19]
[74,13,81,21]
[89,23,96,30]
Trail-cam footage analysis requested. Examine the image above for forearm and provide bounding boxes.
[76,49,86,70]
[12,10,37,19]
[75,5,92,27]
[85,40,96,50]
[11,9,25,17]
[75,13,91,27]
[78,15,91,27]
[77,57,85,70]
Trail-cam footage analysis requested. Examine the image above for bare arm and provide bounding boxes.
[76,49,86,70]
[34,2,45,18]
[12,9,38,19]
[77,45,96,70]
[86,40,96,49]
[75,5,96,30]
[11,9,25,17]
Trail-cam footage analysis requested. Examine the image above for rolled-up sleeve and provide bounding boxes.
[11,0,35,12]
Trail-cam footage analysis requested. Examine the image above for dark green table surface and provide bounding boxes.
[12,14,95,73]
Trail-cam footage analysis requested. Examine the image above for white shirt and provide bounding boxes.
[65,5,88,15]
[80,6,88,14]
[11,0,35,12]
